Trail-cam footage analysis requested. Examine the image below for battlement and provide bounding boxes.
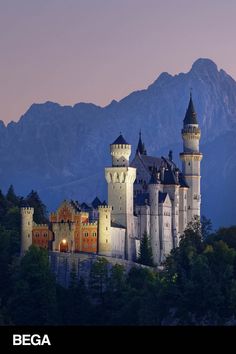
[33,223,49,229]
[21,207,34,214]
[82,221,98,227]
[98,205,112,211]
[111,144,131,149]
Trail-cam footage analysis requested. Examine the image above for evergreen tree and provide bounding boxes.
[89,257,109,305]
[0,190,7,221]
[138,232,153,266]
[9,246,57,325]
[25,190,48,224]
[6,185,19,207]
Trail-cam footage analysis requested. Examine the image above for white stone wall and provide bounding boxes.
[98,206,112,256]
[148,184,160,265]
[135,204,150,239]
[159,196,172,262]
[181,122,202,224]
[163,185,180,246]
[105,166,136,260]
[179,187,188,237]
[110,227,126,259]
[21,207,34,255]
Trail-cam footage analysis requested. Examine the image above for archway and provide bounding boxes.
[59,239,68,252]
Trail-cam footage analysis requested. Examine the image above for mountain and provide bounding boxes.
[1,58,236,228]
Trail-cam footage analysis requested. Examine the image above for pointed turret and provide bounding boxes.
[183,93,198,125]
[136,131,147,155]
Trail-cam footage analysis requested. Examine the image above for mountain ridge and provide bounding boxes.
[1,58,236,228]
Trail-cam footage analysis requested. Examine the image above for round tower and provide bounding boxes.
[105,134,136,260]
[180,94,203,224]
[98,205,112,256]
[21,207,34,255]
[110,134,131,167]
[148,172,161,265]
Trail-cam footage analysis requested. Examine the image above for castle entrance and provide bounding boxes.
[59,239,68,252]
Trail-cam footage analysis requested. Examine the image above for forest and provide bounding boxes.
[0,185,236,325]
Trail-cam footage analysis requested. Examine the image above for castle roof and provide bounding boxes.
[111,222,126,229]
[139,155,162,172]
[91,197,102,209]
[112,134,129,145]
[149,171,160,185]
[179,173,189,188]
[158,192,168,203]
[184,93,198,125]
[136,131,147,155]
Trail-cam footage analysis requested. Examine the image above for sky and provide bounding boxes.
[0,0,236,124]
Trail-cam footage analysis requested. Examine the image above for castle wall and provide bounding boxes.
[32,224,52,250]
[135,205,150,239]
[159,198,172,262]
[110,226,125,259]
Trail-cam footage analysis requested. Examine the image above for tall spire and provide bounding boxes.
[184,92,198,125]
[136,130,147,155]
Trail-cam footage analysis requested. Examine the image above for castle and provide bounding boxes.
[20,94,202,265]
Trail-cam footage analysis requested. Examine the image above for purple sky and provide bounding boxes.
[1,0,236,124]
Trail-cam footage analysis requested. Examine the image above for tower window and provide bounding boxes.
[106,227,108,231]
[106,215,108,219]
[28,222,30,226]
[188,162,191,166]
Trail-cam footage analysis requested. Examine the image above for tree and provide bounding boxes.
[138,232,153,266]
[6,185,19,207]
[25,190,48,224]
[89,257,109,304]
[9,246,57,325]
[201,215,212,240]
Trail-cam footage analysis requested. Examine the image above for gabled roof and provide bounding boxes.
[149,171,160,185]
[184,94,198,125]
[136,131,147,155]
[112,134,128,145]
[159,192,168,203]
[91,197,102,209]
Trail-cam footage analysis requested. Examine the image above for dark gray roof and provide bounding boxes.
[111,222,126,229]
[136,131,147,155]
[184,94,198,125]
[91,197,102,209]
[179,173,189,188]
[139,155,162,171]
[149,172,160,185]
[112,134,128,145]
[163,167,179,185]
[159,192,168,203]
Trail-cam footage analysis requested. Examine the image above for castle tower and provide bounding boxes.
[105,134,136,260]
[21,207,34,255]
[180,94,203,224]
[136,130,147,155]
[148,172,161,265]
[98,205,112,256]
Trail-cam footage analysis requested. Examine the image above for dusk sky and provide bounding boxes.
[1,0,236,124]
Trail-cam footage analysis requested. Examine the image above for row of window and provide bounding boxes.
[34,233,48,238]
[83,232,97,237]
